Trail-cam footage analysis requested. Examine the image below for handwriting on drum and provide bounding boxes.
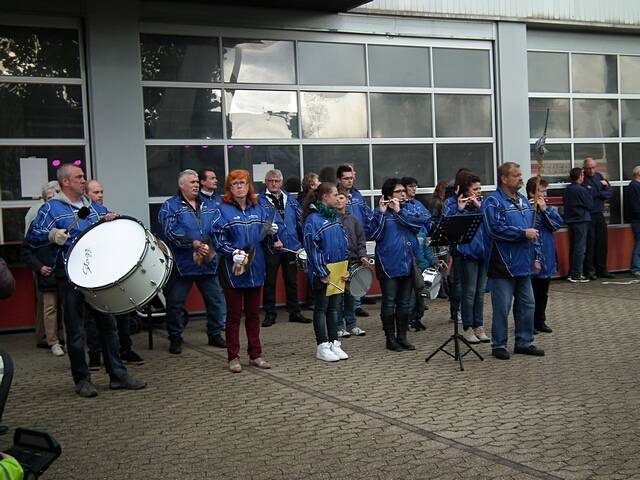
[82,248,93,275]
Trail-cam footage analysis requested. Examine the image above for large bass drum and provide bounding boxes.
[65,216,173,314]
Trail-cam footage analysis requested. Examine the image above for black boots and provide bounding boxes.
[395,314,415,350]
[382,315,402,351]
[382,315,415,351]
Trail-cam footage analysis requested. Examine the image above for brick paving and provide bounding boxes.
[1,274,639,479]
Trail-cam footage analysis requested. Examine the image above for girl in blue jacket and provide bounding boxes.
[302,182,349,362]
[368,178,430,351]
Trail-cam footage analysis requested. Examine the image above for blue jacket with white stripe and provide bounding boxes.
[346,187,372,231]
[443,197,486,261]
[303,206,348,281]
[532,205,564,278]
[258,189,302,254]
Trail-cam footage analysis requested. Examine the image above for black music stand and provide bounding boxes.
[425,213,484,371]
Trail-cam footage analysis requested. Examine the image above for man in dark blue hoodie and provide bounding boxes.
[627,165,640,277]
[582,157,614,279]
[563,167,593,283]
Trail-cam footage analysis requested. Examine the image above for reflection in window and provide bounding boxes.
[372,145,434,188]
[573,99,619,138]
[225,90,298,139]
[2,208,29,243]
[227,145,299,192]
[298,42,365,86]
[368,45,430,87]
[622,143,640,180]
[574,143,620,182]
[621,100,640,138]
[529,144,571,184]
[370,93,431,138]
[301,92,367,138]
[143,88,222,139]
[0,83,83,138]
[0,146,86,201]
[302,145,369,191]
[433,48,490,89]
[529,98,570,138]
[140,34,221,82]
[435,95,492,137]
[436,144,494,184]
[603,186,621,224]
[0,26,80,78]
[572,54,617,94]
[527,52,569,93]
[620,56,640,94]
[146,145,225,197]
[148,204,162,237]
[223,39,295,84]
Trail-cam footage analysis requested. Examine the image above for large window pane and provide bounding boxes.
[302,145,369,190]
[368,45,430,87]
[0,26,80,78]
[146,145,225,197]
[621,100,640,138]
[225,90,298,139]
[529,98,570,138]
[372,145,434,188]
[620,56,640,94]
[527,52,569,93]
[140,34,221,83]
[298,42,365,86]
[223,39,295,84]
[433,48,490,89]
[143,88,222,139]
[2,208,29,243]
[435,95,491,137]
[572,99,618,138]
[574,143,620,182]
[301,92,367,138]
[228,145,300,192]
[0,146,86,201]
[572,54,617,94]
[0,84,83,138]
[623,143,640,180]
[530,143,571,183]
[436,144,494,184]
[370,93,431,138]
[149,204,162,237]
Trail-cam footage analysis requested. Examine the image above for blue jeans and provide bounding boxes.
[489,276,535,351]
[631,222,640,273]
[165,274,226,340]
[568,222,589,276]
[340,293,357,331]
[312,279,341,344]
[379,276,413,319]
[62,282,129,384]
[460,257,488,329]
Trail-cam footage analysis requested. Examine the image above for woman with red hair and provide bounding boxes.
[211,170,278,373]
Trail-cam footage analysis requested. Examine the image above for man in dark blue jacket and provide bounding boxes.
[483,162,544,360]
[627,165,640,277]
[582,157,614,279]
[563,167,593,283]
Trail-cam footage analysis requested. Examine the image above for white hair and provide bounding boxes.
[633,165,640,178]
[41,180,60,199]
[264,169,283,181]
[178,169,198,186]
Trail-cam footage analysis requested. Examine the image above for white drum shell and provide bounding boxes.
[348,265,373,298]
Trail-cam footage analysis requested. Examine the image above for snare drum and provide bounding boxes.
[422,268,442,300]
[295,249,308,272]
[65,216,174,314]
[347,264,373,298]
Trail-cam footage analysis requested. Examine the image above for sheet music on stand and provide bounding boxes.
[429,213,483,247]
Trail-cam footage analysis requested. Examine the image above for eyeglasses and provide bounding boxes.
[392,189,406,194]
[265,178,282,183]
[231,181,247,188]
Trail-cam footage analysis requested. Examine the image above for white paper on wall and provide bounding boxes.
[252,162,274,183]
[19,157,49,199]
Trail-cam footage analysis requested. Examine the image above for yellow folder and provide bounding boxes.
[326,260,348,296]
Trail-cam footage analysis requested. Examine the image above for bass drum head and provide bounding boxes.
[348,266,373,298]
[66,217,147,289]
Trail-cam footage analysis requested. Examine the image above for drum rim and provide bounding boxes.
[65,215,152,290]
[348,265,372,297]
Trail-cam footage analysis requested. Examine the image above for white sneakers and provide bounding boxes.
[316,341,349,362]
[473,326,490,343]
[337,329,351,338]
[462,328,481,344]
[350,327,366,336]
[51,343,65,356]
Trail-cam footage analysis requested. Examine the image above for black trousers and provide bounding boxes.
[584,212,609,275]
[263,250,301,316]
[531,277,551,328]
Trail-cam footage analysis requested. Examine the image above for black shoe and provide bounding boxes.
[492,348,510,360]
[262,314,276,327]
[586,272,598,281]
[88,353,101,371]
[513,345,545,356]
[598,272,615,279]
[121,350,145,365]
[385,336,403,352]
[361,297,376,305]
[568,274,589,283]
[109,377,146,390]
[75,380,98,398]
[36,341,49,349]
[354,308,369,317]
[289,313,311,324]
[169,338,182,355]
[208,334,227,348]
[536,323,553,333]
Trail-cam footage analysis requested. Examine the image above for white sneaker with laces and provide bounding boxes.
[350,326,366,336]
[51,343,65,356]
[462,328,480,344]
[473,326,490,343]
[316,342,340,362]
[330,340,349,360]
[337,329,351,338]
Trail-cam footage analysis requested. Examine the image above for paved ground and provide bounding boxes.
[1,274,639,479]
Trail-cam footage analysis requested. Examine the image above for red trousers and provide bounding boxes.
[223,287,263,362]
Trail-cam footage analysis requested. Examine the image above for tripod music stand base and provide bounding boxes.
[425,328,484,371]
